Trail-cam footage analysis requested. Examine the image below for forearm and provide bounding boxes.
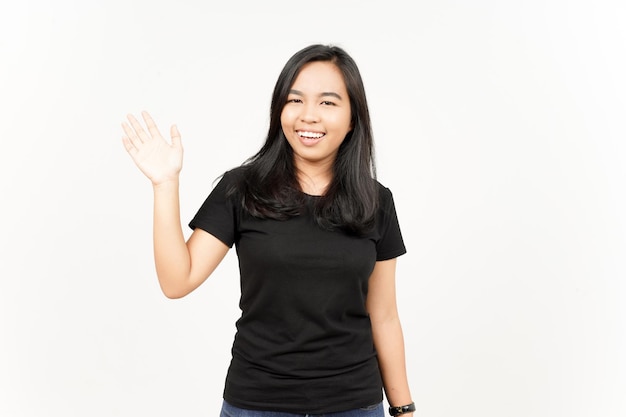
[372,316,413,411]
[152,179,191,298]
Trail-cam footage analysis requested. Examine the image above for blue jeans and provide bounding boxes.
[220,400,384,417]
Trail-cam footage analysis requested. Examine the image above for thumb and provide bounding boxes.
[170,124,182,148]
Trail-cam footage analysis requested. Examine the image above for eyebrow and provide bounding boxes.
[288,89,343,100]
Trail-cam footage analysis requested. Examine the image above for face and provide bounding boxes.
[281,61,352,171]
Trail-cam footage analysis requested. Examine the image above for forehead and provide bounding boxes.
[290,61,348,93]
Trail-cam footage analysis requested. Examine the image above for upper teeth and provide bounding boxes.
[299,131,324,139]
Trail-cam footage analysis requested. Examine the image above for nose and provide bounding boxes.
[300,102,320,123]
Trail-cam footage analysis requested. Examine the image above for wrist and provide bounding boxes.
[152,178,179,190]
[388,402,415,416]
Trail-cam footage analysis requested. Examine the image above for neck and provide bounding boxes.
[294,159,334,196]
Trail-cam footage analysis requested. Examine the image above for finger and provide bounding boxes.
[170,124,182,148]
[121,135,138,155]
[142,111,163,139]
[127,113,150,142]
[122,121,143,147]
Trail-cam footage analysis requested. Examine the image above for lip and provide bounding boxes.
[296,130,326,146]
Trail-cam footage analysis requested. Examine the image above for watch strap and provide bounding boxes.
[388,402,416,416]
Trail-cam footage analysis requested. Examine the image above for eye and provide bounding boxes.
[286,98,302,104]
[321,100,336,106]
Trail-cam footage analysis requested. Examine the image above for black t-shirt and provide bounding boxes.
[189,168,406,414]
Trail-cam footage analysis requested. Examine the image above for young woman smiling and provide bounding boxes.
[122,44,415,417]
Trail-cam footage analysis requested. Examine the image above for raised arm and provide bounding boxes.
[122,111,229,298]
[366,258,414,415]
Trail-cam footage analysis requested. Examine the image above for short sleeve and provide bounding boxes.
[375,186,407,261]
[188,171,238,247]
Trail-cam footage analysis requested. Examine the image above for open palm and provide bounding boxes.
[122,111,183,185]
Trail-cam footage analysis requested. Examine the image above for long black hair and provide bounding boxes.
[230,44,378,235]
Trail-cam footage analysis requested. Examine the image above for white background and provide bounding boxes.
[1,1,624,416]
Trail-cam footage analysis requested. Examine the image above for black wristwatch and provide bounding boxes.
[388,402,416,416]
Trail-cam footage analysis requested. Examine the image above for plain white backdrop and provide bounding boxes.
[1,0,624,416]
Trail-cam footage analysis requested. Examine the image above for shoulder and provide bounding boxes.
[221,165,247,183]
[375,180,392,197]
[375,180,395,208]
[199,166,247,204]
[213,166,247,194]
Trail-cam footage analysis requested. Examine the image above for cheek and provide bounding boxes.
[280,108,293,130]
[332,112,352,133]
[280,111,295,144]
[327,107,351,130]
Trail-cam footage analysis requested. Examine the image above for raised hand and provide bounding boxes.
[122,111,183,185]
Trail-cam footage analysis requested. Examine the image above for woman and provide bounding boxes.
[122,44,415,417]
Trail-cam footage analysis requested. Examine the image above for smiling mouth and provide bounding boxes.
[298,131,325,139]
